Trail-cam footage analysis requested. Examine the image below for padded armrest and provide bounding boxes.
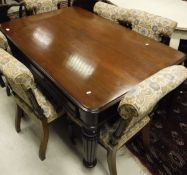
[118,65,187,120]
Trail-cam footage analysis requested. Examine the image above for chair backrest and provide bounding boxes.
[0,49,45,115]
[118,65,187,121]
[24,0,57,15]
[126,9,177,43]
[2,50,34,103]
[93,1,130,24]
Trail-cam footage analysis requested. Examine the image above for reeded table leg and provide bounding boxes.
[82,127,98,168]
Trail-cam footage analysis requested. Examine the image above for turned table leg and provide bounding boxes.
[82,127,98,168]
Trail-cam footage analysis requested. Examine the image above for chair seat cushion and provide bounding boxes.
[118,65,187,121]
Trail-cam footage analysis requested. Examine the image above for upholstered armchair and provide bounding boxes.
[99,65,187,175]
[0,2,23,23]
[0,48,64,160]
[19,0,70,16]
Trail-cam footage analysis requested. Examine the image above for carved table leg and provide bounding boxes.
[82,127,98,168]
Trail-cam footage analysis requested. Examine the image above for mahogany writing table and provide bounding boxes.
[1,7,185,168]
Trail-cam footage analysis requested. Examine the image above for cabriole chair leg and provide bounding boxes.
[15,105,23,133]
[107,149,117,175]
[39,118,49,161]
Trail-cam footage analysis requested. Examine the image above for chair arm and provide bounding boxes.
[118,65,187,121]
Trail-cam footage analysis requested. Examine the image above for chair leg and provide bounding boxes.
[68,0,71,7]
[0,74,5,88]
[142,123,150,150]
[19,4,24,18]
[39,118,49,161]
[15,105,23,133]
[107,149,117,175]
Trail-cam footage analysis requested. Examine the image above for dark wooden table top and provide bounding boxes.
[1,7,186,113]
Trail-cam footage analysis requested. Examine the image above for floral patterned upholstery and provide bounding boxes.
[0,33,11,89]
[1,49,60,122]
[94,2,177,41]
[93,2,130,23]
[0,48,13,72]
[0,31,10,53]
[126,9,177,41]
[23,0,68,15]
[23,0,57,14]
[118,65,187,121]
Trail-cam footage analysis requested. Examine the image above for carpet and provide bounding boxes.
[127,83,187,175]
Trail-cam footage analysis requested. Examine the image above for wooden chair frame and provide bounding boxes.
[101,118,150,175]
[15,88,49,160]
[0,2,23,23]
